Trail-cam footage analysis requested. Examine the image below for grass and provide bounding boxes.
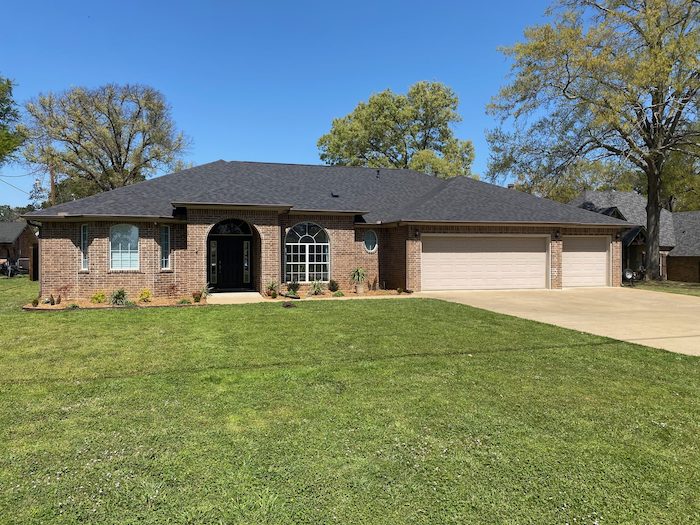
[1,277,699,524]
[632,279,700,298]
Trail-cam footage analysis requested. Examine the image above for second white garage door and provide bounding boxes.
[421,236,549,290]
[562,236,610,287]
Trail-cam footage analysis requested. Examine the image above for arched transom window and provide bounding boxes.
[285,222,330,282]
[110,224,139,270]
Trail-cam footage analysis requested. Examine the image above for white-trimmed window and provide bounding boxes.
[110,224,139,270]
[363,229,378,253]
[80,224,89,270]
[285,222,330,282]
[160,225,171,270]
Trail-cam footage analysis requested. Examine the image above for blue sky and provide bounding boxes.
[1,0,550,206]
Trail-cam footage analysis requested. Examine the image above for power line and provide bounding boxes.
[0,177,30,194]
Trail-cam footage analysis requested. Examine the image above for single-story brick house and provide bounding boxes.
[25,160,628,299]
[571,191,700,282]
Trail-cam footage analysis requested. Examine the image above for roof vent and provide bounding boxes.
[376,169,380,179]
[507,183,515,189]
[330,191,339,198]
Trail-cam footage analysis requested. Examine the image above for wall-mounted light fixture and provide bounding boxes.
[414,229,420,238]
[615,232,621,240]
[554,230,561,240]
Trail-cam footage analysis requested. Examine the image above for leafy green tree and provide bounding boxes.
[487,0,700,279]
[0,76,24,167]
[318,81,474,178]
[21,84,188,204]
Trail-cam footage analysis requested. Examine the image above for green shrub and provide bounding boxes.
[350,267,367,284]
[397,287,403,294]
[192,291,203,303]
[110,288,128,306]
[332,290,345,297]
[31,297,39,307]
[138,289,152,303]
[266,280,279,296]
[287,281,300,294]
[178,298,191,305]
[123,300,137,308]
[90,291,106,304]
[270,291,278,299]
[309,280,325,296]
[328,279,339,292]
[66,303,80,310]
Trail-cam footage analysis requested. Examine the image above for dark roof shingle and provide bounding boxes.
[670,211,700,257]
[0,221,29,244]
[26,160,629,227]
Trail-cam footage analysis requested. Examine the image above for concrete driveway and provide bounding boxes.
[417,288,700,356]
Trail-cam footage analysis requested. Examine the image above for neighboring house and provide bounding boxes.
[668,211,700,282]
[570,190,700,282]
[25,160,628,299]
[0,220,37,270]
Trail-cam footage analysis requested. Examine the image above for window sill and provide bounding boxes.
[160,269,174,273]
[78,270,89,274]
[108,270,143,274]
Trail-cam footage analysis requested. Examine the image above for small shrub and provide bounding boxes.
[350,267,367,284]
[56,294,62,305]
[138,289,152,303]
[49,294,55,305]
[123,300,137,308]
[287,281,300,294]
[328,279,339,292]
[31,297,39,307]
[66,303,80,310]
[201,285,213,298]
[397,287,403,294]
[178,298,191,305]
[192,291,203,303]
[270,291,278,299]
[309,280,325,296]
[266,280,279,296]
[110,288,128,306]
[90,291,106,304]
[332,290,345,297]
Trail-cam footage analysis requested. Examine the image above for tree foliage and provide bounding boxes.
[0,76,24,167]
[488,0,699,278]
[21,84,187,204]
[318,81,474,178]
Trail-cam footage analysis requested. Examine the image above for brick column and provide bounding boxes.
[550,238,563,289]
[405,226,421,291]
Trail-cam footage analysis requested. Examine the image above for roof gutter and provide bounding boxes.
[375,220,630,229]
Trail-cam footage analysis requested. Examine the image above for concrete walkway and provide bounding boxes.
[417,288,700,356]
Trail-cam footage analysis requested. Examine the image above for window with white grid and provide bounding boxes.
[284,222,330,282]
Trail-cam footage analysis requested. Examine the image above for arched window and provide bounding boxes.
[285,222,330,282]
[110,224,139,270]
[209,219,252,236]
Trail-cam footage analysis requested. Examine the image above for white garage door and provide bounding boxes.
[421,236,549,290]
[562,236,610,287]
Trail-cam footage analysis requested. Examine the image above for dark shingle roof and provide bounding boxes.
[570,191,676,246]
[670,211,700,257]
[26,160,628,227]
[0,221,29,244]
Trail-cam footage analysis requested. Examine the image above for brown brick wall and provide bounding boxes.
[0,226,36,260]
[37,212,382,299]
[280,215,379,290]
[37,217,624,299]
[667,256,700,283]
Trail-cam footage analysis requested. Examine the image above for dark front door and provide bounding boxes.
[208,236,252,290]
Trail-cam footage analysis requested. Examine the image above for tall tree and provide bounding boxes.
[21,84,188,204]
[0,76,24,167]
[318,81,475,178]
[487,0,699,279]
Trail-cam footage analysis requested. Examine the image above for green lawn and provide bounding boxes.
[1,278,699,524]
[634,279,700,298]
